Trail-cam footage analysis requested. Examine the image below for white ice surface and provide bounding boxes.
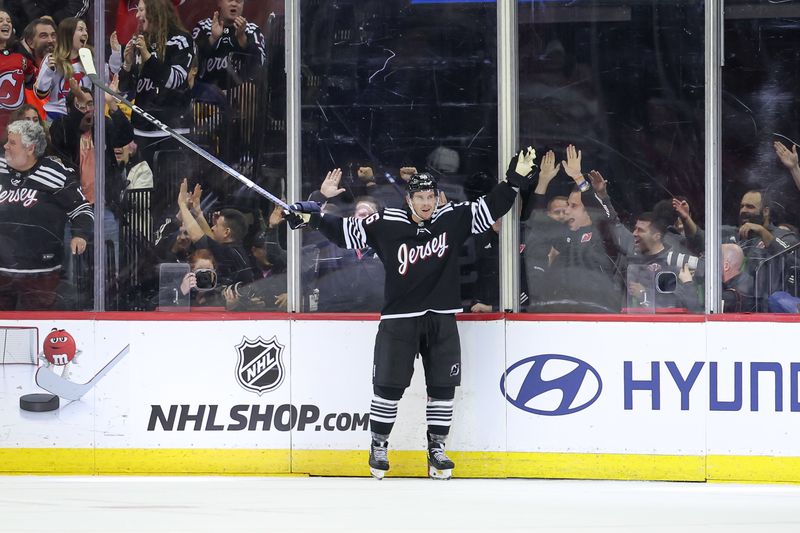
[0,477,798,532]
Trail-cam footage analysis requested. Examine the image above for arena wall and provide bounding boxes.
[0,312,797,482]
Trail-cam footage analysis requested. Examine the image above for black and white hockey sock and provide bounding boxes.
[426,397,454,438]
[369,395,399,438]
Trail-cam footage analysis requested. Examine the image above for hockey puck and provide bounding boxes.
[20,393,59,412]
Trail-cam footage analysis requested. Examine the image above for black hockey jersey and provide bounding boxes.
[0,155,93,273]
[119,31,194,135]
[315,182,518,319]
[192,19,266,88]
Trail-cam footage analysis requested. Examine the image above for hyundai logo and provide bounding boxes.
[501,354,602,416]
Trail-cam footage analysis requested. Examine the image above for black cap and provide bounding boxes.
[407,172,438,193]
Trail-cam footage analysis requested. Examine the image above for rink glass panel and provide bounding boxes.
[298,1,499,313]
[95,0,287,312]
[518,0,706,314]
[721,2,800,312]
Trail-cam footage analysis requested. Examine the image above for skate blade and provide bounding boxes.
[428,466,452,480]
[370,467,387,480]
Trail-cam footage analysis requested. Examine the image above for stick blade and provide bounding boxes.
[35,366,84,401]
[78,48,98,78]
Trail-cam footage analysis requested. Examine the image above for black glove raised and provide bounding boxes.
[284,201,321,230]
[505,147,536,189]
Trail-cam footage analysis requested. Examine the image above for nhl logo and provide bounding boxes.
[235,336,285,395]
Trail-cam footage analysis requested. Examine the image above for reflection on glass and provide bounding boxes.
[519,0,705,313]
[300,1,499,313]
[722,1,800,312]
[100,0,286,311]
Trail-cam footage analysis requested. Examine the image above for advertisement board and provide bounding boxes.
[0,315,798,482]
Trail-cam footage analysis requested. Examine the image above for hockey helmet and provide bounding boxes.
[406,172,438,194]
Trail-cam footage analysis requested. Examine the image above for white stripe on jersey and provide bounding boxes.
[470,197,494,234]
[382,208,412,224]
[68,204,94,219]
[26,174,62,189]
[343,218,367,249]
[167,35,191,51]
[430,203,454,223]
[166,65,188,90]
[37,166,69,185]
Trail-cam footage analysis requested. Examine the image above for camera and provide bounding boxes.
[655,271,677,293]
[194,269,217,290]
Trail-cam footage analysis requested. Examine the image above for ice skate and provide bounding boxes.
[427,441,454,480]
[369,440,389,479]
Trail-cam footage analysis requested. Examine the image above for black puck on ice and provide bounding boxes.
[20,393,59,412]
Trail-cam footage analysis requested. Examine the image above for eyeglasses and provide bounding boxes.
[75,101,95,112]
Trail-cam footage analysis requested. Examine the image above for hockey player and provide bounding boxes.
[287,149,536,479]
[192,0,267,89]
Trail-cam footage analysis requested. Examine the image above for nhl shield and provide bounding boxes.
[235,336,285,395]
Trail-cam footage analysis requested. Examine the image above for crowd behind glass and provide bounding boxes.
[0,0,797,314]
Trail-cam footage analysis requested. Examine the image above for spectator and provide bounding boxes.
[49,81,133,268]
[176,179,256,290]
[49,80,133,205]
[313,194,385,312]
[179,248,224,308]
[34,17,91,120]
[0,11,36,141]
[719,243,757,313]
[192,0,266,90]
[625,212,701,311]
[155,220,193,264]
[773,141,800,193]
[0,120,92,310]
[234,227,287,311]
[722,189,798,299]
[650,196,704,257]
[18,18,56,120]
[4,0,90,30]
[18,18,56,70]
[119,0,194,179]
[536,146,626,312]
[523,149,569,303]
[9,103,45,126]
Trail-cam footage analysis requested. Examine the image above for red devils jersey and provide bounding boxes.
[315,182,518,319]
[0,49,34,111]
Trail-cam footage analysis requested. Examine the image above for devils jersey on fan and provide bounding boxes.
[0,49,35,111]
[34,57,90,117]
[315,182,517,319]
[118,30,195,134]
[192,18,266,88]
[0,156,93,274]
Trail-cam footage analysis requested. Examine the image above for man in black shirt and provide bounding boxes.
[177,181,255,298]
[288,149,536,480]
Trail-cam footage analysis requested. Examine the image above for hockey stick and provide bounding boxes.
[78,48,291,211]
[35,345,130,401]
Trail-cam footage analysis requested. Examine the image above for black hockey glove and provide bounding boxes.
[505,147,537,189]
[284,201,321,230]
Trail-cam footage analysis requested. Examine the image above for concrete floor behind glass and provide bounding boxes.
[0,477,799,532]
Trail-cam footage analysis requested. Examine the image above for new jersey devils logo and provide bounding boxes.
[0,70,24,110]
